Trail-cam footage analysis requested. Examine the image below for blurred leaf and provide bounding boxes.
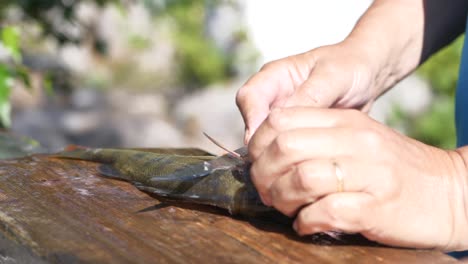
[14,65,31,88]
[408,97,456,149]
[165,0,230,88]
[0,132,46,159]
[418,36,464,96]
[1,26,21,63]
[401,35,465,149]
[0,64,11,128]
[128,35,152,50]
[43,74,54,96]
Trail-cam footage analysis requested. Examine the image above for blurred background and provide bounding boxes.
[0,0,463,154]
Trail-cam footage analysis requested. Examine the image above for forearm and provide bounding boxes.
[449,146,468,250]
[342,0,425,97]
[340,0,467,98]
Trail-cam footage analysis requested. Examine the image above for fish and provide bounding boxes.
[53,146,279,218]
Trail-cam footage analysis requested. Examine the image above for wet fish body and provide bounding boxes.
[55,147,274,216]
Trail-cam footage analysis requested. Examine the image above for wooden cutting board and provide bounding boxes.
[0,153,457,263]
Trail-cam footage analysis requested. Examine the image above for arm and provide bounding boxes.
[345,0,468,97]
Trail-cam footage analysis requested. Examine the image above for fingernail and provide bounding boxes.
[260,193,272,206]
[293,221,298,232]
[244,129,250,145]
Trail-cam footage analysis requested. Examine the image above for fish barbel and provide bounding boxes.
[54,146,276,217]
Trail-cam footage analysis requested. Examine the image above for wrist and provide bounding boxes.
[444,148,468,251]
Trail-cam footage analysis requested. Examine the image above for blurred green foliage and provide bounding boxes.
[390,36,464,149]
[144,0,237,89]
[0,0,239,127]
[0,26,22,128]
[166,1,229,88]
[0,1,118,128]
[0,0,116,45]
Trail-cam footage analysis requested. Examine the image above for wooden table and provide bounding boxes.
[0,154,457,263]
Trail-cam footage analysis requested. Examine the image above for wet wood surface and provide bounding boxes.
[0,152,457,263]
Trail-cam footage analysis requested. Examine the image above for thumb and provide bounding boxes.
[236,91,270,145]
[236,80,277,144]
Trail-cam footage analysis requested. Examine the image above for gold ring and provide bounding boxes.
[333,161,344,192]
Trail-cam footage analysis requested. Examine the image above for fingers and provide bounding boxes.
[248,107,357,160]
[250,128,351,202]
[293,192,375,235]
[269,158,371,216]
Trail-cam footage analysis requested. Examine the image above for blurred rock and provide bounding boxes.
[206,2,243,54]
[173,82,244,154]
[60,111,102,134]
[370,75,432,124]
[70,88,105,110]
[108,90,167,117]
[12,109,68,151]
[117,116,185,148]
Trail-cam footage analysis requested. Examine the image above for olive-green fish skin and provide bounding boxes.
[55,147,275,217]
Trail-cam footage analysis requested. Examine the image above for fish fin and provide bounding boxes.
[98,164,126,180]
[150,165,212,183]
[137,185,216,204]
[135,185,174,197]
[150,161,212,182]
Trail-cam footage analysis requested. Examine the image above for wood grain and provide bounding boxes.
[0,154,457,263]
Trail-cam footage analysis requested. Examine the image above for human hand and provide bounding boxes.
[236,42,379,144]
[248,107,468,250]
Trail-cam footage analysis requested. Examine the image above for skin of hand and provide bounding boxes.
[248,107,468,251]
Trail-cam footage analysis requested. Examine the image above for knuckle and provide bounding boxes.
[295,209,321,235]
[300,82,325,105]
[269,184,284,205]
[323,199,345,226]
[235,86,250,107]
[272,198,294,217]
[260,60,280,71]
[344,108,363,120]
[273,133,296,156]
[249,164,264,191]
[346,201,370,231]
[266,108,288,131]
[319,61,340,76]
[356,127,383,149]
[293,164,316,193]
